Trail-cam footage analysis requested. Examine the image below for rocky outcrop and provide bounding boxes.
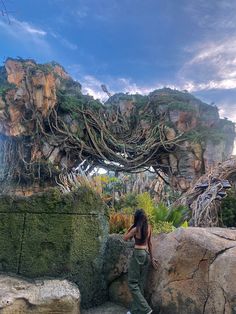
[1,59,77,137]
[0,275,80,313]
[0,59,234,193]
[105,228,236,313]
[103,234,133,307]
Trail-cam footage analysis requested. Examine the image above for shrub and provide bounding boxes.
[153,221,175,234]
[109,212,133,234]
[167,205,188,227]
[221,189,236,227]
[136,192,155,217]
[152,203,187,227]
[114,192,137,212]
[153,203,169,222]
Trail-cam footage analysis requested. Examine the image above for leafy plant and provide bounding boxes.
[152,203,187,227]
[109,212,133,234]
[153,203,169,222]
[221,189,236,227]
[181,220,188,228]
[153,221,175,234]
[167,205,188,227]
[136,192,155,218]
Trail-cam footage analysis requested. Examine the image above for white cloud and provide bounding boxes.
[0,16,51,55]
[16,20,47,36]
[50,32,78,50]
[184,0,236,31]
[218,103,236,122]
[76,72,180,101]
[178,38,236,92]
[0,16,77,55]
[0,16,47,36]
[81,75,110,101]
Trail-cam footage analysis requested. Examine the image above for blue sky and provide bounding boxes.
[1,0,236,122]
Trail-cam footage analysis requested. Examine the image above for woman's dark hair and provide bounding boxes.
[133,209,148,241]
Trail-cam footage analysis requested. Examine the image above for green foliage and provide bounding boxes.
[167,205,188,226]
[0,87,7,96]
[57,90,83,113]
[136,192,155,217]
[152,203,187,227]
[117,193,138,214]
[167,101,197,112]
[104,176,124,193]
[153,202,169,222]
[185,126,226,144]
[35,63,54,75]
[57,88,103,115]
[221,189,236,227]
[110,191,187,234]
[181,220,189,228]
[0,66,16,98]
[153,221,175,234]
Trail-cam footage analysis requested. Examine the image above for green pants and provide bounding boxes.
[128,249,152,314]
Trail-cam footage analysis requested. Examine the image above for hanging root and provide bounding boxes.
[176,158,236,227]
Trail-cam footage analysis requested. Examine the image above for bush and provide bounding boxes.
[109,192,188,234]
[136,192,155,218]
[167,205,188,227]
[153,221,175,234]
[153,203,187,227]
[221,189,236,227]
[109,212,133,234]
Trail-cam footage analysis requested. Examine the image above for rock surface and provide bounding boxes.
[0,275,80,313]
[105,228,236,314]
[81,302,127,314]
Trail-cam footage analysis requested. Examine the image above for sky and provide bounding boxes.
[1,0,236,123]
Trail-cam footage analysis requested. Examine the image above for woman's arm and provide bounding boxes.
[123,226,136,241]
[147,226,159,269]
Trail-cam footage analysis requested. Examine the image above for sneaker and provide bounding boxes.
[147,311,153,314]
[127,312,132,314]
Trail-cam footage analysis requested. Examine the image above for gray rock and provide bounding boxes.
[106,228,236,314]
[103,234,134,284]
[81,301,127,314]
[0,275,80,313]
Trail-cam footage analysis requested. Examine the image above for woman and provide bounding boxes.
[124,209,158,314]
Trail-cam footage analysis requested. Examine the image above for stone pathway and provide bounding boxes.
[82,302,127,314]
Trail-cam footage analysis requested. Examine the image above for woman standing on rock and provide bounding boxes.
[124,208,158,314]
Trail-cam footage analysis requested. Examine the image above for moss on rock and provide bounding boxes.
[0,187,109,308]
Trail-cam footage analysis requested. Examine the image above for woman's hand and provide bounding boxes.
[151,257,159,270]
[123,226,136,241]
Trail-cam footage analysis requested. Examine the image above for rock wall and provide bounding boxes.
[105,228,236,313]
[0,187,109,308]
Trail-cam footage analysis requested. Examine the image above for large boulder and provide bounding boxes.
[103,234,133,307]
[0,275,80,313]
[105,228,236,314]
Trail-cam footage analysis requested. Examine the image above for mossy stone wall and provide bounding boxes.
[0,187,109,308]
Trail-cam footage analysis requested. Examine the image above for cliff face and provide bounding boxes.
[0,59,73,136]
[0,58,234,193]
[107,90,235,191]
